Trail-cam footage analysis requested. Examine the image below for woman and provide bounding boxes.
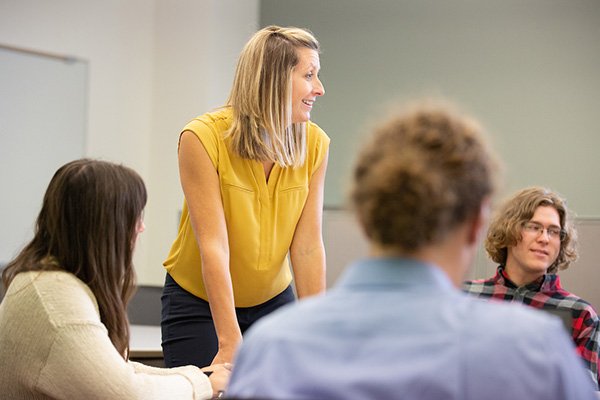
[161,25,330,368]
[0,159,229,399]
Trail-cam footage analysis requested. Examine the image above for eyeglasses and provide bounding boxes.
[522,222,566,241]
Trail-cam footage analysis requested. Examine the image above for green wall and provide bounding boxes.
[261,0,600,217]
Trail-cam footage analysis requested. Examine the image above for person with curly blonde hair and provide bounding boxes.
[464,186,600,389]
[225,100,597,400]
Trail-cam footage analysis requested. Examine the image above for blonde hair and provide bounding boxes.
[350,99,499,252]
[485,186,578,274]
[225,25,320,168]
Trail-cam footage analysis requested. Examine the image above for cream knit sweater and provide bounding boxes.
[0,271,213,399]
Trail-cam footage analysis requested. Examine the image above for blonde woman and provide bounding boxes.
[0,159,230,399]
[161,25,329,368]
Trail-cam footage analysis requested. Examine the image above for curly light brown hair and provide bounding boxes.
[350,99,500,253]
[484,186,578,273]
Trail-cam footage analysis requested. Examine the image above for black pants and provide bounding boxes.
[160,273,295,368]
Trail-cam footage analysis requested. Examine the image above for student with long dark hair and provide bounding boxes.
[0,159,229,399]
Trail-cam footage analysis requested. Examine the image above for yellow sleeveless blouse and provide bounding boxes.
[163,108,330,307]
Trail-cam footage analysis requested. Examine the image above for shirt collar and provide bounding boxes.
[334,257,455,292]
[494,265,561,292]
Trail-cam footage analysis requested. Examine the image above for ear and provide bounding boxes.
[467,198,491,246]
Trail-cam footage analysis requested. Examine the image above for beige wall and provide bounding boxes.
[0,0,260,285]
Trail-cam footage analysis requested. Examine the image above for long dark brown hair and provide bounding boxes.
[1,158,147,358]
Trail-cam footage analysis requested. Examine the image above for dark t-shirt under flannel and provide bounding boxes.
[464,266,600,389]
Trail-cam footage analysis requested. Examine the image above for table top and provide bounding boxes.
[130,324,162,358]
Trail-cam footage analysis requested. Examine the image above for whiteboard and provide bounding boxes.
[0,47,87,264]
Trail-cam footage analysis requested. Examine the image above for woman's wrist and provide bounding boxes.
[218,333,242,353]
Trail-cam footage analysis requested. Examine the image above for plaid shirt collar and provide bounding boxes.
[492,266,562,293]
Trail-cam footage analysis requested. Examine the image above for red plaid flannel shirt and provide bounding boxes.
[464,266,600,389]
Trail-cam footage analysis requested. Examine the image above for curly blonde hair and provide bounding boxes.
[350,99,499,252]
[485,186,578,274]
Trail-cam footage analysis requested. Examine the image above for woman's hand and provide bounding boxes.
[201,363,233,398]
[211,339,241,366]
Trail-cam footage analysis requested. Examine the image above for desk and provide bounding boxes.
[130,324,164,367]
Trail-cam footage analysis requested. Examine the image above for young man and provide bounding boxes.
[464,186,600,389]
[226,100,597,399]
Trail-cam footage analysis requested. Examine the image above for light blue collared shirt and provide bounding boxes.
[228,257,597,399]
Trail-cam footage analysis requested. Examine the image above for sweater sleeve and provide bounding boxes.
[36,322,213,400]
[26,272,214,400]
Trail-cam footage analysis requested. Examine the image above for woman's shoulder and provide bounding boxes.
[306,121,330,149]
[306,121,330,165]
[9,270,86,293]
[184,107,232,133]
[8,271,100,325]
[307,120,328,138]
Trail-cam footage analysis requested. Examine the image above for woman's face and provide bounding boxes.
[134,217,146,244]
[291,48,324,124]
